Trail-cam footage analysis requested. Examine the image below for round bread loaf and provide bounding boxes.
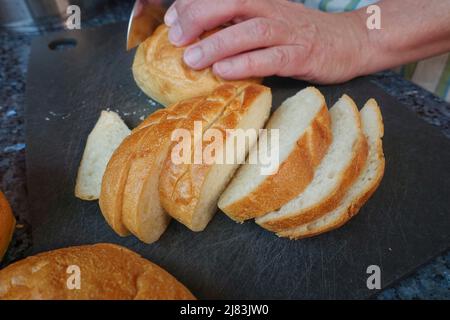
[0,191,15,262]
[132,24,261,106]
[0,243,195,300]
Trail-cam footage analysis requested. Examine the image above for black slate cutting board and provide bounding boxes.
[24,23,450,299]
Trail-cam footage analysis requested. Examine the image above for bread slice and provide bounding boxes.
[257,95,368,231]
[121,84,246,243]
[0,243,195,300]
[0,191,15,262]
[159,85,272,231]
[277,99,385,239]
[75,111,130,201]
[99,101,204,236]
[218,87,332,221]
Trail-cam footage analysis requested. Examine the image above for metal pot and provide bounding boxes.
[0,0,111,33]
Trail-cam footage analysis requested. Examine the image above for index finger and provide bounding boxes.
[167,0,276,46]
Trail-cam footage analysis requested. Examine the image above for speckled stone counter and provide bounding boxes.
[0,0,448,299]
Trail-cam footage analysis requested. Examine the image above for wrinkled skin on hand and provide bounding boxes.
[164,0,370,84]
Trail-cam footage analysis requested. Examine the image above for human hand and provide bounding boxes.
[163,0,371,84]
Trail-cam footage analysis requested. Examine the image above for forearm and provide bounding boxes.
[356,0,450,74]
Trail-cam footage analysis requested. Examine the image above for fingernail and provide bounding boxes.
[164,7,178,26]
[214,60,233,76]
[169,23,183,44]
[184,46,204,67]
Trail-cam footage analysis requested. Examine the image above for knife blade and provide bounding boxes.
[126,0,172,50]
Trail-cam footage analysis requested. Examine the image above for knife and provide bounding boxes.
[126,0,173,50]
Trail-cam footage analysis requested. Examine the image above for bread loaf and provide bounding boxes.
[256,95,368,231]
[75,111,131,201]
[0,243,195,300]
[218,87,332,221]
[99,107,178,236]
[159,84,272,231]
[99,96,221,236]
[132,24,261,106]
[0,191,15,262]
[121,85,246,243]
[277,99,385,239]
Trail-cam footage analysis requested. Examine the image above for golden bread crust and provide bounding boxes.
[0,244,195,300]
[0,191,15,262]
[132,24,261,106]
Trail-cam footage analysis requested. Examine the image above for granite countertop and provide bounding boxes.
[0,0,448,299]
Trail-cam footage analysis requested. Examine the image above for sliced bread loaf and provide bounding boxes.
[99,99,206,236]
[277,99,385,239]
[75,111,130,201]
[0,244,195,300]
[256,95,368,231]
[121,84,246,243]
[159,84,272,231]
[132,24,261,106]
[218,87,332,222]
